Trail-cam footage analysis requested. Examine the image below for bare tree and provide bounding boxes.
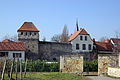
[42,37,46,42]
[60,24,69,43]
[51,34,61,42]
[115,31,120,38]
[51,24,69,43]
[113,31,120,53]
[99,36,109,42]
[1,34,18,42]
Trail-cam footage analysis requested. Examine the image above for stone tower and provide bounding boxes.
[17,22,39,59]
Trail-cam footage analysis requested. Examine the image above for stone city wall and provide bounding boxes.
[39,41,72,61]
[60,54,83,74]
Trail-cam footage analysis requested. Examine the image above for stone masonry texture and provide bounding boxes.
[98,54,118,76]
[39,41,72,61]
[60,54,83,73]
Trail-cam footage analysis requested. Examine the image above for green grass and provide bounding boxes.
[3,72,86,80]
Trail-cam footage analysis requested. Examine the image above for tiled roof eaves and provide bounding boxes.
[17,30,39,32]
[0,42,26,51]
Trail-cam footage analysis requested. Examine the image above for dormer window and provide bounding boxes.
[85,36,87,41]
[80,36,83,40]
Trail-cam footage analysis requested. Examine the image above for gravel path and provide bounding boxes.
[86,76,120,80]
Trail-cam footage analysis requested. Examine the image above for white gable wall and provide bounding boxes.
[0,51,25,60]
[71,34,93,52]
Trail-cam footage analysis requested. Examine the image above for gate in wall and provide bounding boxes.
[60,53,119,76]
[98,54,118,76]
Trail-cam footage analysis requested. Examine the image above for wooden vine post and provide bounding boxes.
[24,59,27,78]
[20,59,22,80]
[15,58,18,80]
[9,59,14,80]
[1,59,7,80]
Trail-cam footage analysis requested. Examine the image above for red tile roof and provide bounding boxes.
[95,42,113,51]
[17,22,39,32]
[68,28,89,41]
[104,40,110,43]
[2,39,13,42]
[111,38,120,43]
[0,41,26,51]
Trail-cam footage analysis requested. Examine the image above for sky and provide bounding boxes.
[0,0,120,41]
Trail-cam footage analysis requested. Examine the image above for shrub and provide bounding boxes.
[84,60,98,72]
[26,60,59,72]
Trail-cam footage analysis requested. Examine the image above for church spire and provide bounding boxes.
[76,19,79,31]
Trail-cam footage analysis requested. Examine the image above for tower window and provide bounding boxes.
[76,44,79,50]
[80,36,83,40]
[82,44,86,50]
[85,36,87,40]
[88,44,92,50]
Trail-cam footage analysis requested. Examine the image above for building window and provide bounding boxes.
[0,52,8,57]
[34,33,36,35]
[21,32,23,35]
[13,53,22,58]
[30,32,32,35]
[76,44,79,50]
[85,36,87,41]
[25,32,27,35]
[88,44,92,50]
[82,44,86,50]
[80,36,83,40]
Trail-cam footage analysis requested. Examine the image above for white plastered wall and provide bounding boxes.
[71,35,93,52]
[0,51,25,60]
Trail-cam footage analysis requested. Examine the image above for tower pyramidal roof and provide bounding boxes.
[17,22,39,32]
